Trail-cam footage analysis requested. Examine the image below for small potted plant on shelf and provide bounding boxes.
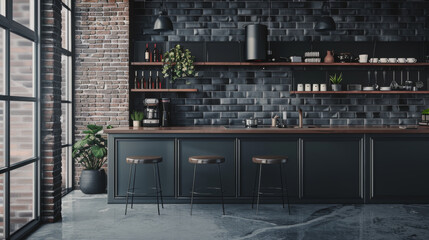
[330,72,343,91]
[421,108,429,122]
[73,124,110,194]
[161,44,196,86]
[130,111,144,128]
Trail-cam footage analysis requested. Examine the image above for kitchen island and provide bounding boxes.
[105,126,429,204]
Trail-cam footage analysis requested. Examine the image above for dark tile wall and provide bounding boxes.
[132,0,429,126]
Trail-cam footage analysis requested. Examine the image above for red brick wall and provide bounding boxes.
[74,0,129,187]
[41,0,63,222]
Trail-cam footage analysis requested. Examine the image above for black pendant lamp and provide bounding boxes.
[315,2,336,32]
[153,1,173,32]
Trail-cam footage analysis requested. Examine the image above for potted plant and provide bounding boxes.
[161,44,196,85]
[73,124,109,194]
[422,108,429,121]
[130,111,144,128]
[329,73,343,91]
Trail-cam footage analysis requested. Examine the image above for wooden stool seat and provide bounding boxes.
[189,155,225,164]
[252,156,288,164]
[126,156,162,164]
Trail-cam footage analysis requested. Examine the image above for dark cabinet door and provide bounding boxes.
[178,138,236,197]
[116,139,175,197]
[303,137,362,199]
[240,139,298,198]
[372,136,429,200]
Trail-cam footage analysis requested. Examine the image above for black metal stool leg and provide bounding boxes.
[283,163,291,214]
[251,165,259,209]
[256,164,262,214]
[153,164,160,215]
[217,163,225,215]
[131,164,137,209]
[156,162,164,208]
[279,164,285,209]
[125,163,133,215]
[190,164,197,215]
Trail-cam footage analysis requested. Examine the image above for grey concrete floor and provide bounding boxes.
[27,191,429,240]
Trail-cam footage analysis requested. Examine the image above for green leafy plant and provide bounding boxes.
[422,108,429,115]
[72,125,108,170]
[329,73,343,84]
[162,44,196,83]
[130,111,144,121]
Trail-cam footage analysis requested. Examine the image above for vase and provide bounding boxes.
[331,84,341,91]
[133,120,140,128]
[80,169,107,194]
[324,50,334,63]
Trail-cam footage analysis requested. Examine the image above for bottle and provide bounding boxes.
[141,71,145,89]
[148,71,152,89]
[155,71,160,89]
[144,43,150,62]
[153,44,158,62]
[134,70,139,89]
[324,50,334,63]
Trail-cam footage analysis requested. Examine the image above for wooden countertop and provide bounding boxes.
[104,125,429,134]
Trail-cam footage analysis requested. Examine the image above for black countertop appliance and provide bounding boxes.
[161,98,171,127]
[245,24,267,61]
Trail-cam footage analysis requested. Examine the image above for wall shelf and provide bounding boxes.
[131,62,429,67]
[291,91,429,94]
[131,89,198,93]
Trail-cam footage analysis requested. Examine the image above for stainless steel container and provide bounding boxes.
[245,24,267,61]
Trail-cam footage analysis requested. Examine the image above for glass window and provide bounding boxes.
[61,103,70,145]
[61,7,70,51]
[12,0,34,30]
[0,101,4,167]
[0,28,4,95]
[0,0,4,16]
[10,101,34,164]
[10,33,34,98]
[61,55,71,101]
[10,163,35,234]
[0,174,4,239]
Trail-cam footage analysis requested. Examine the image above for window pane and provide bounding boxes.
[0,174,4,239]
[10,101,34,164]
[61,146,71,191]
[62,0,71,9]
[0,28,4,95]
[61,55,71,101]
[13,0,34,30]
[10,33,34,97]
[61,103,68,145]
[0,0,4,15]
[10,163,35,234]
[0,101,4,167]
[61,8,70,51]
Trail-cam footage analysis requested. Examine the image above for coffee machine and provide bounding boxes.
[160,98,171,127]
[143,98,160,127]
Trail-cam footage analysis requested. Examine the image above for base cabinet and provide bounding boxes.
[178,138,236,197]
[240,139,298,198]
[115,139,175,197]
[302,137,362,200]
[372,137,429,200]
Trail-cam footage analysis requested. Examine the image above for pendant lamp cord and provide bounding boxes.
[268,0,271,52]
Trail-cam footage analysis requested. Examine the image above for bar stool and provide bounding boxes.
[251,155,290,214]
[189,155,225,215]
[125,156,164,215]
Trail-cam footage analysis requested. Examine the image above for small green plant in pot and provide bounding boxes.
[73,124,108,194]
[131,111,144,128]
[330,73,343,91]
[422,108,429,122]
[161,44,196,85]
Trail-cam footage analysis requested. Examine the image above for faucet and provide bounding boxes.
[298,108,303,128]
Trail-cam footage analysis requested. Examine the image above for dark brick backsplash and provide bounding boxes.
[131,0,429,126]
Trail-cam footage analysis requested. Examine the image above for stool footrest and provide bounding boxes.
[191,191,222,196]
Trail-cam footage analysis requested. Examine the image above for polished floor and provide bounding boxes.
[28,191,429,240]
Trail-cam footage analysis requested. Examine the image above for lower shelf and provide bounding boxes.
[291,91,429,94]
[131,89,198,93]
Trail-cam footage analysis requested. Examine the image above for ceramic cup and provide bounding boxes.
[406,58,417,63]
[388,58,397,63]
[397,58,406,63]
[320,84,327,91]
[359,54,368,63]
[369,58,378,63]
[297,84,304,91]
[379,58,388,63]
[312,84,319,91]
[305,84,311,91]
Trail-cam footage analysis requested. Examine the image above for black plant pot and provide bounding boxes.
[80,169,107,194]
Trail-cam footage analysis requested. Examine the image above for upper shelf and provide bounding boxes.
[131,62,429,67]
[291,91,429,94]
